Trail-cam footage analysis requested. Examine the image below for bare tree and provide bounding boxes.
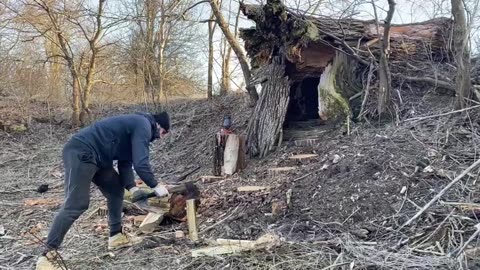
[207,12,215,99]
[218,0,241,95]
[210,0,259,105]
[372,0,395,118]
[126,0,203,107]
[451,0,472,109]
[3,0,117,126]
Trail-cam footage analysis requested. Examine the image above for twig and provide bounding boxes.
[320,262,352,270]
[402,158,480,227]
[450,224,480,257]
[199,204,242,234]
[404,105,480,122]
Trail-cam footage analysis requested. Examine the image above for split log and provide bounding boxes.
[191,233,280,257]
[246,57,290,158]
[139,213,164,234]
[213,133,247,176]
[223,134,240,175]
[186,199,198,242]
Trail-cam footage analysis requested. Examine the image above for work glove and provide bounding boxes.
[129,186,150,203]
[153,184,169,198]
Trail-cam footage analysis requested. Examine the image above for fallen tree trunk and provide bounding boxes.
[240,1,453,68]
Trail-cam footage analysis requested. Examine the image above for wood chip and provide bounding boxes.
[23,198,61,207]
[268,167,296,176]
[175,231,185,239]
[201,176,224,183]
[289,154,318,160]
[237,186,270,192]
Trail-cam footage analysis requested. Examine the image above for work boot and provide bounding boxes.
[108,232,141,250]
[36,250,68,270]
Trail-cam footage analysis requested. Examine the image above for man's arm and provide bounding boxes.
[131,129,158,189]
[117,160,136,190]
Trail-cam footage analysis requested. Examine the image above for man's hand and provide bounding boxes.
[153,184,169,198]
[130,186,150,203]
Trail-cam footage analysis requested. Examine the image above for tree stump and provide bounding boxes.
[213,132,247,176]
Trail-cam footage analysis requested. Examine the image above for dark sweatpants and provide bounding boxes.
[45,139,125,250]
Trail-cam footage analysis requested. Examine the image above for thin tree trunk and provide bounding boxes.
[158,0,166,106]
[220,0,240,95]
[210,0,259,105]
[71,69,81,127]
[246,57,289,158]
[208,13,215,99]
[451,0,472,109]
[376,0,395,118]
[80,0,106,126]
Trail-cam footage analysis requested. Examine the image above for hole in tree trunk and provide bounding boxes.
[284,76,322,128]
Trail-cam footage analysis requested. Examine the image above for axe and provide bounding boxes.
[131,181,200,204]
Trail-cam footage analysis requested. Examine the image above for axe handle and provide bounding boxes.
[130,183,199,203]
[131,192,156,203]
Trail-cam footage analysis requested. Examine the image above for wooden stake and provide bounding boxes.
[186,199,199,242]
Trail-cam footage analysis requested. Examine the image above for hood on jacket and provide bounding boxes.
[135,112,160,142]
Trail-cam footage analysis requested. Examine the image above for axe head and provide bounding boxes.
[183,181,200,200]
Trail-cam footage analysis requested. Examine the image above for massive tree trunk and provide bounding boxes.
[210,0,259,105]
[451,0,472,109]
[246,57,289,158]
[317,52,361,121]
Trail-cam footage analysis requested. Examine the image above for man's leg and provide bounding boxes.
[45,144,98,251]
[92,168,125,237]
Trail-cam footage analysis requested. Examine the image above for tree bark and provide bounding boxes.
[220,0,240,95]
[71,71,81,127]
[376,0,395,118]
[246,57,289,158]
[210,0,259,105]
[79,0,106,126]
[157,0,167,105]
[451,0,472,109]
[207,13,215,99]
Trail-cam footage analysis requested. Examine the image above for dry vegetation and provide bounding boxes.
[1,0,480,269]
[1,93,480,269]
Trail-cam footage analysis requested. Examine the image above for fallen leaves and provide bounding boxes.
[24,198,61,207]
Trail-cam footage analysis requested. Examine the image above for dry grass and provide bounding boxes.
[1,93,480,269]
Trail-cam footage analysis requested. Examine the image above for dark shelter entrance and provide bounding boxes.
[285,76,320,125]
